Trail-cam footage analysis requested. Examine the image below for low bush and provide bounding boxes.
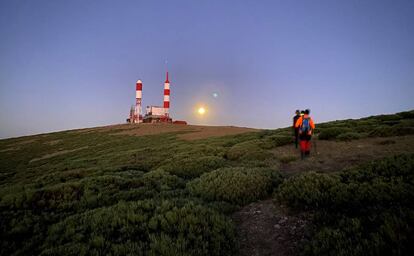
[368,126,394,137]
[394,127,414,136]
[354,125,373,133]
[261,135,293,149]
[318,127,352,140]
[188,167,282,205]
[369,126,414,137]
[374,114,402,122]
[225,140,271,161]
[142,170,185,192]
[336,132,362,141]
[41,200,236,256]
[397,110,414,119]
[0,182,84,211]
[276,172,340,209]
[276,154,414,255]
[158,155,226,179]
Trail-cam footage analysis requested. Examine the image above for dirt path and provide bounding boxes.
[233,199,309,256]
[234,135,414,256]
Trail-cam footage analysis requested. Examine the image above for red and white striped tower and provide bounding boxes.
[135,79,143,123]
[163,72,170,117]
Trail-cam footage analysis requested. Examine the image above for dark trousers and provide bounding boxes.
[294,129,299,148]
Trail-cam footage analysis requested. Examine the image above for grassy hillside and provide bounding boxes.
[0,110,414,255]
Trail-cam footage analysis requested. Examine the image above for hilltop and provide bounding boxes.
[0,110,414,255]
[75,123,259,140]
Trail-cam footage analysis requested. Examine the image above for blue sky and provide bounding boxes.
[1,0,413,138]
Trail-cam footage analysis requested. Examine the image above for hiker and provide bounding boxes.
[295,109,315,159]
[293,110,301,148]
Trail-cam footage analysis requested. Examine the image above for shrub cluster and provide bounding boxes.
[318,127,352,140]
[261,135,293,149]
[336,132,363,141]
[276,155,414,255]
[0,171,187,255]
[316,110,414,140]
[41,200,236,256]
[225,140,271,161]
[188,167,282,205]
[369,126,414,137]
[158,155,226,179]
[1,110,413,255]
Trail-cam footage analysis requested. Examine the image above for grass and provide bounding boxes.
[0,110,413,255]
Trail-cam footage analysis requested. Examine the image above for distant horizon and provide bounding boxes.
[1,0,413,138]
[1,108,412,140]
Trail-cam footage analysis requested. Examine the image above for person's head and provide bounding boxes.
[295,110,300,115]
[300,110,305,115]
[305,109,310,115]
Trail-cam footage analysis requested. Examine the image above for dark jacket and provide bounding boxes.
[293,115,301,132]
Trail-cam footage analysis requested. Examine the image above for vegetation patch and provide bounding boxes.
[1,110,413,255]
[188,167,282,205]
[275,154,414,255]
[261,135,293,149]
[278,155,298,164]
[318,127,352,140]
[336,132,363,141]
[225,140,271,161]
[41,200,236,256]
[158,155,226,179]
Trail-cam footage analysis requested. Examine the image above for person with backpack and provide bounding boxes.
[295,109,315,159]
[293,110,301,148]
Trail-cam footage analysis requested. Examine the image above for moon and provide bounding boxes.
[198,107,206,115]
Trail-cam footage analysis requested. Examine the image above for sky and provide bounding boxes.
[0,0,413,138]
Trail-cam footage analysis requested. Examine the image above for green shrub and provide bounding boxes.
[188,167,282,205]
[394,127,414,136]
[225,140,271,161]
[276,172,340,209]
[374,114,402,122]
[276,155,414,255]
[262,135,293,149]
[354,125,372,133]
[396,110,414,119]
[158,155,226,179]
[368,126,394,137]
[395,119,414,128]
[337,132,362,141]
[369,126,414,137]
[142,170,185,193]
[318,127,352,140]
[0,182,84,211]
[41,200,236,256]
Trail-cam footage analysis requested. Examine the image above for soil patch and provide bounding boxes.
[44,139,62,146]
[233,199,310,256]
